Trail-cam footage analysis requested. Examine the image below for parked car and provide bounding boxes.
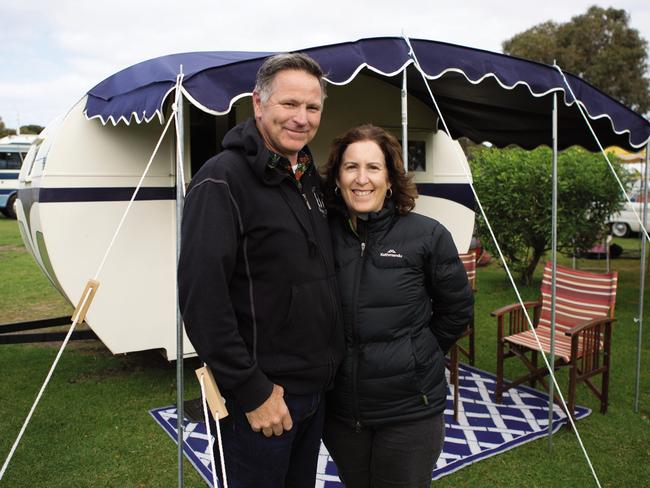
[608,180,650,237]
[0,136,35,219]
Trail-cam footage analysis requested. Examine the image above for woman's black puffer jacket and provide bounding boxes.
[328,205,474,428]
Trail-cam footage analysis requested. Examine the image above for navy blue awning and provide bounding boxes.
[86,36,650,151]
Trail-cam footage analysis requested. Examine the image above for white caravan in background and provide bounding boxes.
[0,135,36,219]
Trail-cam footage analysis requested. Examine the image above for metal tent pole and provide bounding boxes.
[175,68,186,488]
[634,142,649,412]
[401,68,408,170]
[548,92,558,447]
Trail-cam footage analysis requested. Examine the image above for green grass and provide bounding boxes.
[0,215,206,487]
[1,213,649,487]
[0,218,73,322]
[457,239,650,487]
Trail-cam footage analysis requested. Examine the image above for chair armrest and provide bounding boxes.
[492,300,541,340]
[564,317,616,336]
[491,300,540,318]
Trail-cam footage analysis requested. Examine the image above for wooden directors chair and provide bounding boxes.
[491,262,617,417]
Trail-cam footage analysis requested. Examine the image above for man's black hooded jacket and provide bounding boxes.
[178,118,344,412]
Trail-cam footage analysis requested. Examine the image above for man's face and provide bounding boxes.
[253,69,323,164]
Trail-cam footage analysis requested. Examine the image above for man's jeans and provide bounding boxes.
[214,392,324,488]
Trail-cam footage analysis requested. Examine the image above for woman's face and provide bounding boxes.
[336,140,392,218]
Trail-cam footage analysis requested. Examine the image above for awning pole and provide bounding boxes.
[401,68,408,170]
[548,92,558,447]
[174,66,186,488]
[634,142,649,412]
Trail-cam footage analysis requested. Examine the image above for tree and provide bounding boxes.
[0,117,42,137]
[19,125,44,135]
[0,116,16,138]
[470,146,630,284]
[503,6,650,114]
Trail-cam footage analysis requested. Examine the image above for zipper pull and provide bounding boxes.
[360,242,366,256]
[302,193,312,210]
[354,421,362,433]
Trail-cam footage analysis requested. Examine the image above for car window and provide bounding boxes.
[631,189,650,203]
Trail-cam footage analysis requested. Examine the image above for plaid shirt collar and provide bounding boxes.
[267,149,313,182]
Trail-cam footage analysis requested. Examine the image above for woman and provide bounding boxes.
[322,125,473,488]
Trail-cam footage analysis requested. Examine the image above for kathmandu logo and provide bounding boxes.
[380,249,403,258]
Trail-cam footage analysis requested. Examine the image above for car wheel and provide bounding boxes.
[611,222,630,238]
[4,194,17,219]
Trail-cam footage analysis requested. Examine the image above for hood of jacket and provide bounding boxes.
[222,118,314,187]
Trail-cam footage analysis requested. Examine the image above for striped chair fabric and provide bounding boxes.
[448,250,477,421]
[504,262,617,362]
[459,251,477,292]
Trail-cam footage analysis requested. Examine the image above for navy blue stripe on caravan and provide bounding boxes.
[0,189,15,195]
[0,172,20,180]
[33,185,471,207]
[38,187,175,203]
[415,183,475,211]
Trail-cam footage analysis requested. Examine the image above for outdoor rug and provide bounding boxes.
[150,363,590,487]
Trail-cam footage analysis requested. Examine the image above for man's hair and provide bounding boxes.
[323,124,418,215]
[254,52,327,103]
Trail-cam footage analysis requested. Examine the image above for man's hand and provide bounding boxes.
[245,384,293,437]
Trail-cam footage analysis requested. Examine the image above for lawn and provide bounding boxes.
[1,214,649,487]
[0,216,206,487]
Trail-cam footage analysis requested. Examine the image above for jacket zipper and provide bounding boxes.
[291,168,338,387]
[350,221,367,431]
[302,192,311,210]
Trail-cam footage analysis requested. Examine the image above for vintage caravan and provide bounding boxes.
[17,40,476,359]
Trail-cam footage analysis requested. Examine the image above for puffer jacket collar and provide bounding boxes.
[338,201,397,239]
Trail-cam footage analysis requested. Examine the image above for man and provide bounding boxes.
[178,53,343,488]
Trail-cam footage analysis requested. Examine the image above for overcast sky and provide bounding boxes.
[1,0,649,128]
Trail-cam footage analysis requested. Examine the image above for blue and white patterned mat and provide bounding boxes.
[150,363,590,487]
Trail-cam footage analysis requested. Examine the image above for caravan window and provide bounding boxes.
[0,150,25,170]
